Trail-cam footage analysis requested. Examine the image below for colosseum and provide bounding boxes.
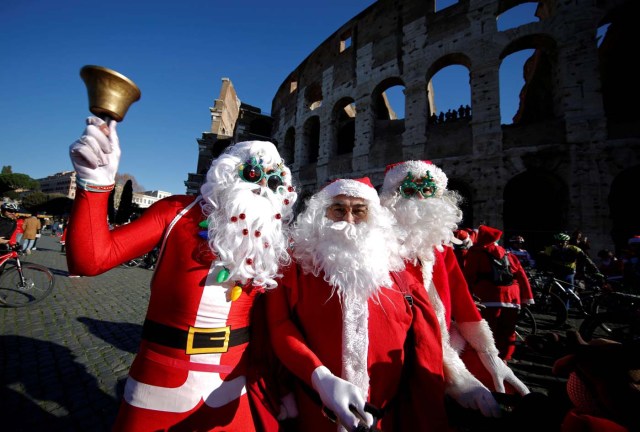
[190,0,639,255]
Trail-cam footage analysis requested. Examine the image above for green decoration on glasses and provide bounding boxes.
[398,170,438,199]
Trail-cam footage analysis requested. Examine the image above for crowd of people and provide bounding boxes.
[3,114,637,431]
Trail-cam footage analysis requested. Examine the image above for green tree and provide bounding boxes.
[115,173,145,192]
[115,180,133,225]
[108,189,116,225]
[1,166,13,174]
[0,172,39,194]
[21,191,48,210]
[33,195,74,216]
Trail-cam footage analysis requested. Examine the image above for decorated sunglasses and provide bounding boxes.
[238,157,286,192]
[398,170,437,198]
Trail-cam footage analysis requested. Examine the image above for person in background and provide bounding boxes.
[67,116,299,431]
[380,161,529,399]
[21,214,41,255]
[506,235,536,270]
[265,177,457,432]
[14,215,25,246]
[596,249,624,284]
[542,232,603,293]
[463,225,535,361]
[0,202,19,252]
[453,228,475,269]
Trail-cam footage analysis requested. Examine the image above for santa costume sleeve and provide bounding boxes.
[509,254,535,306]
[264,263,323,387]
[67,188,192,275]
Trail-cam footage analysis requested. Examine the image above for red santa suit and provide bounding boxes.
[67,190,275,431]
[463,225,534,360]
[406,246,526,392]
[265,262,450,432]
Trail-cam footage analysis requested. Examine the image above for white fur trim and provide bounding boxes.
[381,161,448,198]
[320,179,379,205]
[449,323,468,353]
[342,297,370,397]
[456,320,499,355]
[419,256,449,342]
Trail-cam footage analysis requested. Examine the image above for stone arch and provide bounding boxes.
[609,165,640,253]
[372,77,406,121]
[426,53,472,123]
[370,78,406,165]
[305,82,323,111]
[332,97,356,156]
[499,33,559,125]
[503,169,568,254]
[496,0,553,22]
[282,127,295,165]
[302,116,320,164]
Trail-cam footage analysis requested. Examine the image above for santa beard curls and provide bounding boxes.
[293,201,404,305]
[382,191,463,263]
[199,141,297,290]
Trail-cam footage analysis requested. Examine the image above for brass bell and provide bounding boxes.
[80,65,141,122]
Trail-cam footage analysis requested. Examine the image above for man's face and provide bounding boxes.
[2,209,17,220]
[326,195,369,224]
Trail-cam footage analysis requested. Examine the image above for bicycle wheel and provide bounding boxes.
[541,292,568,326]
[515,307,537,341]
[580,293,639,343]
[0,263,55,307]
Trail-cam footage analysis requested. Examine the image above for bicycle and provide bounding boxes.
[0,244,55,307]
[525,269,602,327]
[120,247,158,270]
[514,306,537,341]
[579,289,640,343]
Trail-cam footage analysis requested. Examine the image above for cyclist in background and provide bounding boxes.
[0,202,19,252]
[506,235,536,269]
[542,233,604,306]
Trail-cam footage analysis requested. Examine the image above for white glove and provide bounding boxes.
[477,351,530,395]
[455,320,531,396]
[69,116,120,186]
[277,392,299,421]
[443,343,501,418]
[311,365,373,430]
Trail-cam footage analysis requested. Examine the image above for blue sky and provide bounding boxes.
[1,0,539,195]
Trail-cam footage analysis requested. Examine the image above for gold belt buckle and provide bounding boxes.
[186,325,230,354]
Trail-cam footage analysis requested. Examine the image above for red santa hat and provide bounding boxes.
[319,177,379,205]
[381,160,448,198]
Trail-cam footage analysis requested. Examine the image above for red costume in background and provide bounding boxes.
[67,190,273,431]
[463,225,534,360]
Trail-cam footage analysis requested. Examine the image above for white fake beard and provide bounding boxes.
[385,194,462,262]
[294,218,397,305]
[202,182,290,289]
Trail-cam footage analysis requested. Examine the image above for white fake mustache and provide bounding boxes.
[328,221,358,239]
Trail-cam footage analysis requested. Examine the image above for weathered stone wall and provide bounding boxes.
[270,0,640,253]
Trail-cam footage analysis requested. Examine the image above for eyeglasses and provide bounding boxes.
[238,157,286,193]
[327,204,369,221]
[398,170,437,199]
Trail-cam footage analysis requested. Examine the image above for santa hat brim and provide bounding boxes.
[319,178,379,205]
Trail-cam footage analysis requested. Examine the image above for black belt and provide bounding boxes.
[142,319,250,355]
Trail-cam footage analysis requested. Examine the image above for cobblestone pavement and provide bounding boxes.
[1,234,583,431]
[1,234,151,431]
